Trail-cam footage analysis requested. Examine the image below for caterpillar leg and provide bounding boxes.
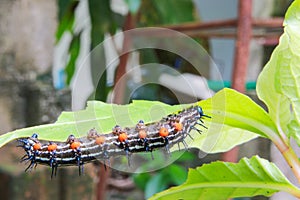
[145,142,154,160]
[25,160,37,172]
[51,164,58,179]
[186,132,194,140]
[125,148,131,167]
[150,151,154,160]
[114,140,131,167]
[177,142,181,151]
[191,126,202,134]
[121,140,131,167]
[163,137,171,156]
[196,121,208,129]
[103,145,111,169]
[181,140,188,150]
[77,155,84,176]
[103,158,111,170]
[75,148,83,176]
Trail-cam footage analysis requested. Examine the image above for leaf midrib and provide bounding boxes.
[208,108,278,139]
[154,181,300,198]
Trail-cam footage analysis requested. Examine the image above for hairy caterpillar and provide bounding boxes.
[18,105,209,178]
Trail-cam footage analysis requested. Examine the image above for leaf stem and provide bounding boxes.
[273,138,300,185]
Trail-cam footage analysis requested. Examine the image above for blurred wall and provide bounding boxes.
[0,0,56,74]
[0,0,57,133]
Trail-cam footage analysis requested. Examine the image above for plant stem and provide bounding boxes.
[274,138,300,185]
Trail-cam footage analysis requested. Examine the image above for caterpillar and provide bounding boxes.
[17,105,210,178]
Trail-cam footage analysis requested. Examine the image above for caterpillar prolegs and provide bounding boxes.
[18,106,210,178]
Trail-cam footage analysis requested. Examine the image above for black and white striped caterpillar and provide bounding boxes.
[17,105,209,178]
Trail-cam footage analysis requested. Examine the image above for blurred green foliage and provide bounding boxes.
[56,0,200,102]
[132,151,196,199]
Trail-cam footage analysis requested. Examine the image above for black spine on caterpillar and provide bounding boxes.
[196,106,211,127]
[17,105,210,177]
[18,133,40,171]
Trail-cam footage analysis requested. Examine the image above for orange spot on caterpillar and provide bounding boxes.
[159,127,169,137]
[66,135,81,149]
[47,143,57,151]
[95,136,106,145]
[138,130,147,139]
[174,122,183,131]
[33,143,41,150]
[70,141,81,150]
[118,132,128,142]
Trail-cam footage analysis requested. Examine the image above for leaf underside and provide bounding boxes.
[256,0,300,145]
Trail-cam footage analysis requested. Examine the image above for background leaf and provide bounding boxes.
[88,0,117,101]
[149,156,300,200]
[256,0,300,145]
[89,0,116,48]
[144,164,188,199]
[163,164,187,185]
[152,0,195,24]
[145,173,168,199]
[56,0,79,42]
[65,32,81,84]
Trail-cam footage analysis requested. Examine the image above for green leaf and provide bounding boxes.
[191,88,278,153]
[176,151,196,162]
[88,0,116,101]
[149,156,300,200]
[65,32,81,84]
[144,164,188,199]
[152,0,195,24]
[199,88,276,136]
[133,173,152,191]
[56,1,79,42]
[257,0,300,145]
[145,173,169,199]
[0,101,186,148]
[89,0,116,48]
[163,164,187,185]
